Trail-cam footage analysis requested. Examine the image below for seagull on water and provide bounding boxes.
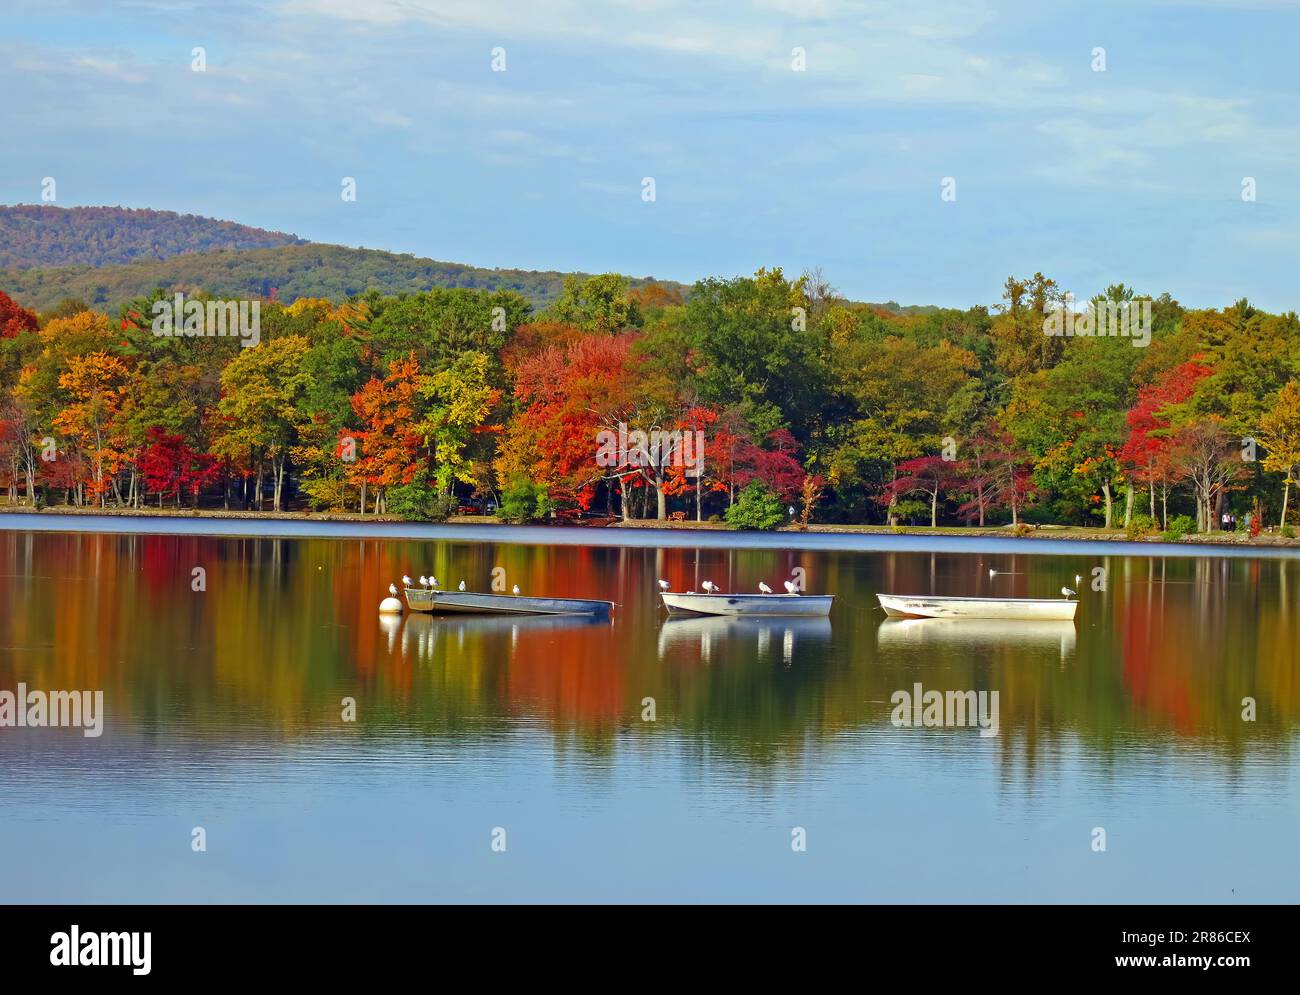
[758,582,773,594]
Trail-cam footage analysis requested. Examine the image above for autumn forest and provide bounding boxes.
[1,268,1299,534]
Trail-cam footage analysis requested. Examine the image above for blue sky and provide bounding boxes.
[3,0,1299,310]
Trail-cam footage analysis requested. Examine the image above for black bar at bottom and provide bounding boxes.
[0,904,1285,982]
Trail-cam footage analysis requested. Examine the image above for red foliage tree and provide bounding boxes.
[0,290,38,338]
[731,428,806,503]
[500,334,643,511]
[139,427,220,507]
[1120,359,1212,527]
[954,424,1037,526]
[880,455,958,527]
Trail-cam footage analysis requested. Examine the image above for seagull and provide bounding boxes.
[702,580,717,594]
[758,582,773,594]
[388,583,398,596]
[512,584,521,595]
[418,575,427,587]
[783,580,797,594]
[429,577,438,588]
[658,579,670,591]
[402,575,412,587]
[1061,586,1077,599]
[458,581,466,591]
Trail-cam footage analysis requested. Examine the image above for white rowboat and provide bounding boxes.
[405,588,614,616]
[660,592,833,617]
[876,593,1077,621]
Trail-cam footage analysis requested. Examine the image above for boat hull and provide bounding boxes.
[660,592,833,617]
[876,593,1077,621]
[405,589,613,616]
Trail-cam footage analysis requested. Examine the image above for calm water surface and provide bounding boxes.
[1,529,1297,902]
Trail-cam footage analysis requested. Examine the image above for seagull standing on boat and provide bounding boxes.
[429,577,438,589]
[512,584,521,595]
[658,579,670,591]
[402,575,412,588]
[783,580,797,594]
[1061,586,1077,599]
[702,581,717,594]
[458,581,466,591]
[418,575,427,587]
[758,582,772,594]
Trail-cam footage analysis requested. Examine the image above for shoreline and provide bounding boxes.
[2,508,1298,559]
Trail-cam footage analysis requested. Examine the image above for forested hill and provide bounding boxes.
[1,242,691,313]
[0,205,306,269]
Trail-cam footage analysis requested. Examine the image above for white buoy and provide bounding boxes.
[379,596,403,615]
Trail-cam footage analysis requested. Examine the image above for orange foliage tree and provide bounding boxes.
[348,352,424,514]
[51,351,130,505]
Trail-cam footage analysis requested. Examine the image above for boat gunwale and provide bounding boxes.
[658,592,833,599]
[878,594,1075,604]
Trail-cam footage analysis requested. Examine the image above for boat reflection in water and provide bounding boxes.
[877,617,1076,658]
[400,611,611,659]
[657,614,833,664]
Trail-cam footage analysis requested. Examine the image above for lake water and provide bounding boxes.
[1,527,1297,903]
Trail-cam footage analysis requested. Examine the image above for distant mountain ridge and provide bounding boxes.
[0,205,305,270]
[0,204,931,316]
[1,242,691,314]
